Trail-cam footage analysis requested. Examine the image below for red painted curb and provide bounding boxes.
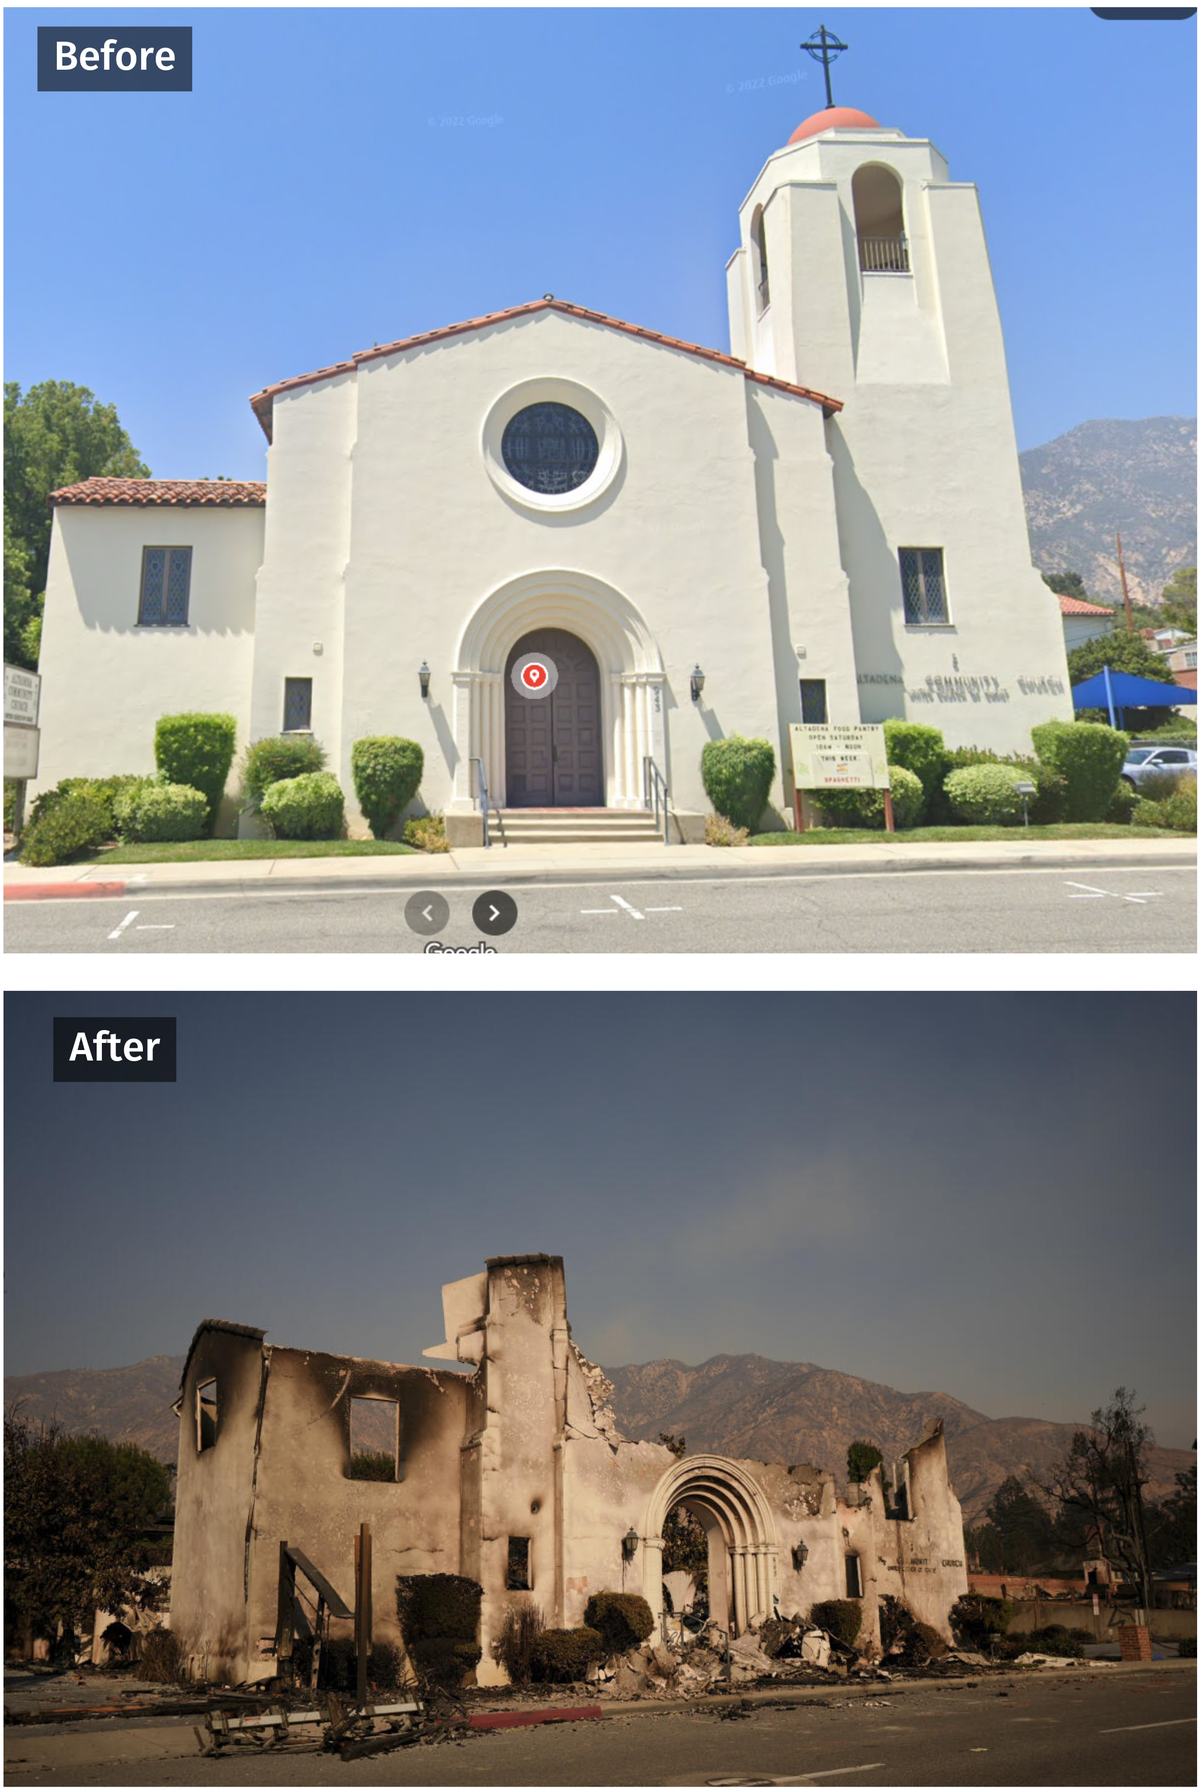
[4,881,126,901]
[469,1705,603,1730]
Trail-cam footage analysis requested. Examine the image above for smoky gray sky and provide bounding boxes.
[4,993,1195,1446]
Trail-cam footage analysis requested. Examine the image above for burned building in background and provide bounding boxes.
[170,1255,968,1683]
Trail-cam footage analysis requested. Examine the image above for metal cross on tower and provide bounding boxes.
[801,23,848,110]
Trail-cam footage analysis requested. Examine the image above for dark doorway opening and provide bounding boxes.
[504,627,603,807]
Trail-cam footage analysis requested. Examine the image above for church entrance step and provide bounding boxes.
[490,809,664,844]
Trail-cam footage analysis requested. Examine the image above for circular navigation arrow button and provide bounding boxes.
[472,890,518,936]
[404,890,450,936]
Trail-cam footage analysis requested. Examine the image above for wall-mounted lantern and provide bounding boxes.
[622,1527,640,1562]
[690,665,706,704]
[792,1542,809,1572]
[419,661,431,701]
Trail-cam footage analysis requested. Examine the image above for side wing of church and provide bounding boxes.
[36,103,1071,839]
[170,1254,968,1685]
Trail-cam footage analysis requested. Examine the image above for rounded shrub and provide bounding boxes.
[20,788,111,866]
[700,736,776,832]
[396,1572,483,1689]
[1030,720,1128,823]
[352,737,424,839]
[403,814,450,853]
[584,1592,655,1654]
[154,713,237,829]
[1106,780,1141,825]
[241,735,327,808]
[260,772,344,840]
[905,1621,949,1664]
[1009,757,1068,825]
[882,721,947,804]
[1137,775,1197,833]
[950,1593,1012,1651]
[815,764,924,830]
[115,782,208,843]
[809,1599,862,1649]
[530,1626,606,1683]
[943,762,1026,825]
[26,774,147,840]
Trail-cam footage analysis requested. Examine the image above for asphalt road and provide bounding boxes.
[5,864,1196,954]
[4,1668,1195,1786]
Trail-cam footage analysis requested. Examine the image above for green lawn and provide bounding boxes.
[749,823,1190,846]
[93,838,418,865]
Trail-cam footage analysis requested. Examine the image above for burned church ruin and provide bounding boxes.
[170,1255,968,1682]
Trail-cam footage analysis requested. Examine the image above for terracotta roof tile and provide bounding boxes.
[51,478,266,508]
[1057,593,1113,616]
[248,298,843,440]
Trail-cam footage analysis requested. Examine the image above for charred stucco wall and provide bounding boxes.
[840,1424,969,1642]
[247,1349,469,1680]
[171,1327,269,1681]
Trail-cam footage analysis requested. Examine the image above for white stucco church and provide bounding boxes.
[38,100,1071,842]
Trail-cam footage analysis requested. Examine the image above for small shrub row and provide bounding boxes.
[261,771,345,839]
[115,782,207,843]
[1135,775,1197,833]
[530,1626,606,1683]
[815,763,924,830]
[403,813,450,852]
[241,734,326,806]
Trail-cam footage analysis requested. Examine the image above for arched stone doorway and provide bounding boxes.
[504,628,603,807]
[450,571,665,820]
[641,1455,779,1643]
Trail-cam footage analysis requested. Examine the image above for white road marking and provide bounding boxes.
[1098,1718,1196,1734]
[1065,879,1161,905]
[610,893,645,920]
[645,905,683,912]
[135,924,176,931]
[107,910,138,940]
[707,1770,887,1786]
[580,909,618,915]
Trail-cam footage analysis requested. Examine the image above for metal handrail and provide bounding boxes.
[642,756,671,846]
[469,756,506,849]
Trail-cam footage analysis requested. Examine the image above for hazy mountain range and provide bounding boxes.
[6,1349,1192,1525]
[1019,415,1196,610]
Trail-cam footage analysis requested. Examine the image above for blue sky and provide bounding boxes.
[5,993,1196,1448]
[4,8,1196,482]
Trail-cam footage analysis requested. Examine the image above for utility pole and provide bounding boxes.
[1116,532,1134,630]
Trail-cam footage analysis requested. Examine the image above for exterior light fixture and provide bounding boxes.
[792,1542,809,1572]
[419,661,431,700]
[690,665,705,704]
[622,1527,640,1561]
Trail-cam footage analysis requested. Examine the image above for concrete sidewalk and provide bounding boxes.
[4,835,1195,902]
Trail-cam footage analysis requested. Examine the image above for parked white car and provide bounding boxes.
[1121,744,1198,789]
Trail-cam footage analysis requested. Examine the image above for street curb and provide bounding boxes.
[3,848,1194,904]
[4,880,128,901]
[470,1704,603,1730]
[596,1656,1196,1721]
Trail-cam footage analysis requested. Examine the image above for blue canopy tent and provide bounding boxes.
[1071,665,1198,729]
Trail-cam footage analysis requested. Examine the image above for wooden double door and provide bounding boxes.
[504,628,603,807]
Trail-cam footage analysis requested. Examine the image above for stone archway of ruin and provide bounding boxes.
[641,1454,779,1642]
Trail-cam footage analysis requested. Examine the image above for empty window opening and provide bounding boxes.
[507,1537,531,1591]
[196,1379,218,1452]
[348,1396,400,1482]
[900,548,949,626]
[751,205,771,311]
[283,677,313,732]
[845,1553,863,1599]
[853,165,908,273]
[799,678,828,726]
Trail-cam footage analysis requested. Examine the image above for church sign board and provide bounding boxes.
[789,723,893,833]
[4,664,41,727]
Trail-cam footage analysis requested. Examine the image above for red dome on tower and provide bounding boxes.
[788,106,880,145]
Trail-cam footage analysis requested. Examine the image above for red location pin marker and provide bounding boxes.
[521,662,548,691]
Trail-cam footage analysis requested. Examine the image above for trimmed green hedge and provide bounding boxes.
[20,788,111,867]
[583,1592,655,1654]
[115,782,208,843]
[155,713,237,828]
[396,1572,483,1689]
[814,763,924,830]
[882,721,946,804]
[352,737,424,839]
[1030,720,1128,823]
[242,735,327,807]
[530,1627,606,1683]
[701,736,776,832]
[943,763,1026,826]
[260,772,344,840]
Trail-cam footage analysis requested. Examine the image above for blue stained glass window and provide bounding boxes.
[138,546,191,625]
[283,677,312,732]
[501,403,599,495]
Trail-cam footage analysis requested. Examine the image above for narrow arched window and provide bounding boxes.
[751,206,770,311]
[853,165,908,273]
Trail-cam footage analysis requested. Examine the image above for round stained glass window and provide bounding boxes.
[501,402,600,496]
